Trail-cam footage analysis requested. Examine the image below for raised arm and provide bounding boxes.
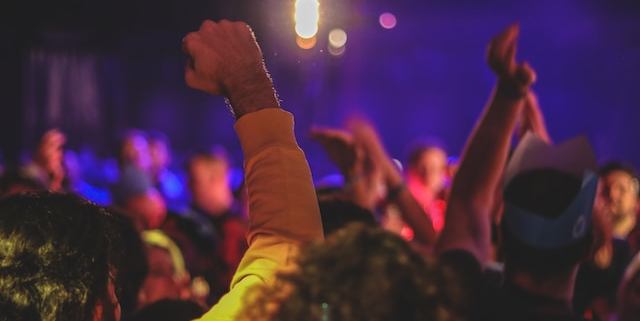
[309,125,383,212]
[518,90,552,144]
[183,20,323,321]
[347,116,438,250]
[435,24,536,265]
[309,117,438,250]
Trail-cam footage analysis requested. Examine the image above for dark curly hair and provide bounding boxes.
[0,192,123,321]
[239,223,465,321]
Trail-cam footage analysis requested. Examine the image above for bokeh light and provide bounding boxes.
[328,44,345,56]
[328,28,347,48]
[379,12,397,29]
[295,0,320,39]
[296,35,317,49]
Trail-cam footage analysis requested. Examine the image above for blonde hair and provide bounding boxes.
[141,229,187,279]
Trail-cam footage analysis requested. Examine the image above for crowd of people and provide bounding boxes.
[0,19,639,321]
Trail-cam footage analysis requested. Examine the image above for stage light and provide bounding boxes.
[328,28,347,48]
[379,12,397,29]
[327,28,347,56]
[295,0,320,39]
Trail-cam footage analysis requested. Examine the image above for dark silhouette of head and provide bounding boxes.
[239,224,464,321]
[0,192,123,321]
[128,299,205,321]
[500,134,598,277]
[318,195,378,237]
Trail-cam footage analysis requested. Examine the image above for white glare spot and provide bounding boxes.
[295,0,320,38]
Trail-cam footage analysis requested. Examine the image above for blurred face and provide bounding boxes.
[124,190,167,231]
[597,170,639,224]
[121,134,152,172]
[188,158,232,214]
[410,148,447,192]
[149,140,170,175]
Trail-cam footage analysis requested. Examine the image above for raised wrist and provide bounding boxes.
[496,79,528,100]
[224,69,280,119]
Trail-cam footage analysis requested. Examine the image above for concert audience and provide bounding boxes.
[1,15,640,321]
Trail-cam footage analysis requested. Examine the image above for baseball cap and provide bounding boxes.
[502,133,598,249]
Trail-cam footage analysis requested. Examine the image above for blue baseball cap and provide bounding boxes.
[502,133,598,249]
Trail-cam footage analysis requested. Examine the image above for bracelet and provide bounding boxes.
[496,80,528,100]
[386,182,406,200]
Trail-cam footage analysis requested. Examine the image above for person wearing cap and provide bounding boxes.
[435,23,599,321]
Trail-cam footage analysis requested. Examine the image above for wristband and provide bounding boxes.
[496,80,528,100]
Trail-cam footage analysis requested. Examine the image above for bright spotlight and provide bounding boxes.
[295,0,320,39]
[379,12,397,29]
[295,24,318,39]
[328,28,347,48]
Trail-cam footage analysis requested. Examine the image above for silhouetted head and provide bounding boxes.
[501,134,598,277]
[0,192,123,321]
[239,224,465,321]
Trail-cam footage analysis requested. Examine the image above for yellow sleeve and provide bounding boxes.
[195,108,323,321]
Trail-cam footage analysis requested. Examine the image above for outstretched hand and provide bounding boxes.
[309,126,359,176]
[346,116,399,185]
[183,20,279,119]
[310,120,384,210]
[487,24,536,97]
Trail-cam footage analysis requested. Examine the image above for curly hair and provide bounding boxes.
[0,192,122,321]
[239,223,465,321]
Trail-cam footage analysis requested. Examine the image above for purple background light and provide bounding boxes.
[1,0,638,180]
